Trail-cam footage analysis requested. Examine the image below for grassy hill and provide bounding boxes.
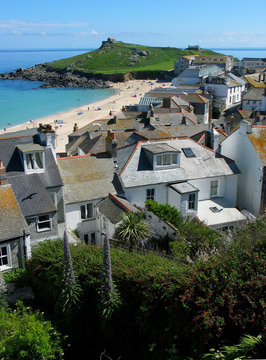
[47,40,220,75]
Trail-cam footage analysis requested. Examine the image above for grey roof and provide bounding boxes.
[169,182,199,194]
[227,73,246,86]
[0,128,39,139]
[16,143,45,153]
[120,139,240,188]
[139,97,160,105]
[58,155,118,204]
[0,184,29,241]
[243,88,264,101]
[143,143,180,155]
[117,143,138,174]
[153,124,209,138]
[8,174,56,217]
[97,194,138,223]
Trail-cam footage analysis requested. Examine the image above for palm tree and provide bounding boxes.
[114,212,154,251]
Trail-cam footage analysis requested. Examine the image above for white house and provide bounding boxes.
[58,154,119,245]
[205,75,242,109]
[117,139,246,231]
[220,121,266,216]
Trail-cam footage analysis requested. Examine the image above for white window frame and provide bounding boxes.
[146,188,155,201]
[156,153,179,168]
[210,180,219,197]
[36,214,52,232]
[0,244,12,270]
[80,203,94,221]
[24,151,44,173]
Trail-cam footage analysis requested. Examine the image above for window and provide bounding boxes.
[37,215,52,231]
[182,148,195,157]
[156,153,179,167]
[80,203,93,220]
[25,152,43,170]
[146,188,155,200]
[0,245,11,269]
[83,232,96,245]
[188,193,196,210]
[210,180,218,197]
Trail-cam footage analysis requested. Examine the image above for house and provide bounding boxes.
[57,151,122,245]
[193,54,234,72]
[116,138,246,231]
[242,88,265,111]
[174,54,198,75]
[205,74,242,109]
[0,169,30,271]
[172,65,223,86]
[220,121,266,216]
[0,126,64,249]
[234,58,266,75]
[97,193,139,240]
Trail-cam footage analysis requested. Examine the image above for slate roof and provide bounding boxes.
[119,139,240,188]
[0,131,62,219]
[143,143,179,155]
[58,155,118,204]
[0,184,29,241]
[169,182,199,194]
[117,143,138,174]
[97,194,138,224]
[247,126,266,165]
[243,88,264,101]
[8,174,56,217]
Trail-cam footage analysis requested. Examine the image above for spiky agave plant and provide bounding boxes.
[99,233,120,321]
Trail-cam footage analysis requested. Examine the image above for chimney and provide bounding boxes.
[163,97,171,108]
[181,116,186,125]
[134,119,140,131]
[240,120,252,135]
[113,115,117,124]
[106,130,117,160]
[37,124,56,160]
[0,161,8,186]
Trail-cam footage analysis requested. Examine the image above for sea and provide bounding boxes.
[0,47,266,130]
[0,49,115,129]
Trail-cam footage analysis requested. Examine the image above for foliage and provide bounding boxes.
[146,199,184,230]
[202,334,263,360]
[99,233,121,321]
[48,41,221,75]
[0,301,63,360]
[3,268,31,287]
[146,200,222,261]
[25,218,265,359]
[114,211,154,251]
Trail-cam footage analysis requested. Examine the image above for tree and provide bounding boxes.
[114,212,154,251]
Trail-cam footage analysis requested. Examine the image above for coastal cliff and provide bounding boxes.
[0,64,111,88]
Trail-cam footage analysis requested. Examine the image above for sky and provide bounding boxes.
[1,0,266,50]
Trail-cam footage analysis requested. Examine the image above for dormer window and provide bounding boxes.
[142,143,181,170]
[17,144,45,174]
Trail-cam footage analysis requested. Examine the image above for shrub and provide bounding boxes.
[0,301,63,360]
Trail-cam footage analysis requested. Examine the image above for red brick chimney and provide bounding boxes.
[0,161,8,186]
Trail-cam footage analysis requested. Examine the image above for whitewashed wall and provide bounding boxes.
[125,183,167,209]
[221,126,263,215]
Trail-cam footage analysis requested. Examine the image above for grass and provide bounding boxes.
[47,41,221,75]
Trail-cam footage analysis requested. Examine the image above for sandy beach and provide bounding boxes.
[0,80,161,153]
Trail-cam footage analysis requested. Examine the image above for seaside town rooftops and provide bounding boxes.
[0,184,29,241]
[58,155,118,204]
[119,139,240,188]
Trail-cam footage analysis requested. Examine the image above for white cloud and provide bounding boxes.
[90,30,99,35]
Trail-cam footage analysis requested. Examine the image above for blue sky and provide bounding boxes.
[1,0,266,49]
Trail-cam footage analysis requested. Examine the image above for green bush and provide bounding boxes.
[3,268,31,287]
[25,218,265,359]
[0,301,64,360]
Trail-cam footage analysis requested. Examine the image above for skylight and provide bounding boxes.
[182,148,195,157]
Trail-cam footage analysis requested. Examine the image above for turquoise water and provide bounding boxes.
[0,80,115,128]
[0,49,115,129]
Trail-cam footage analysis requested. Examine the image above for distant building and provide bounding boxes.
[242,88,265,111]
[172,65,224,86]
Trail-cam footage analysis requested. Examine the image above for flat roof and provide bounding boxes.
[169,182,199,194]
[143,143,180,155]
